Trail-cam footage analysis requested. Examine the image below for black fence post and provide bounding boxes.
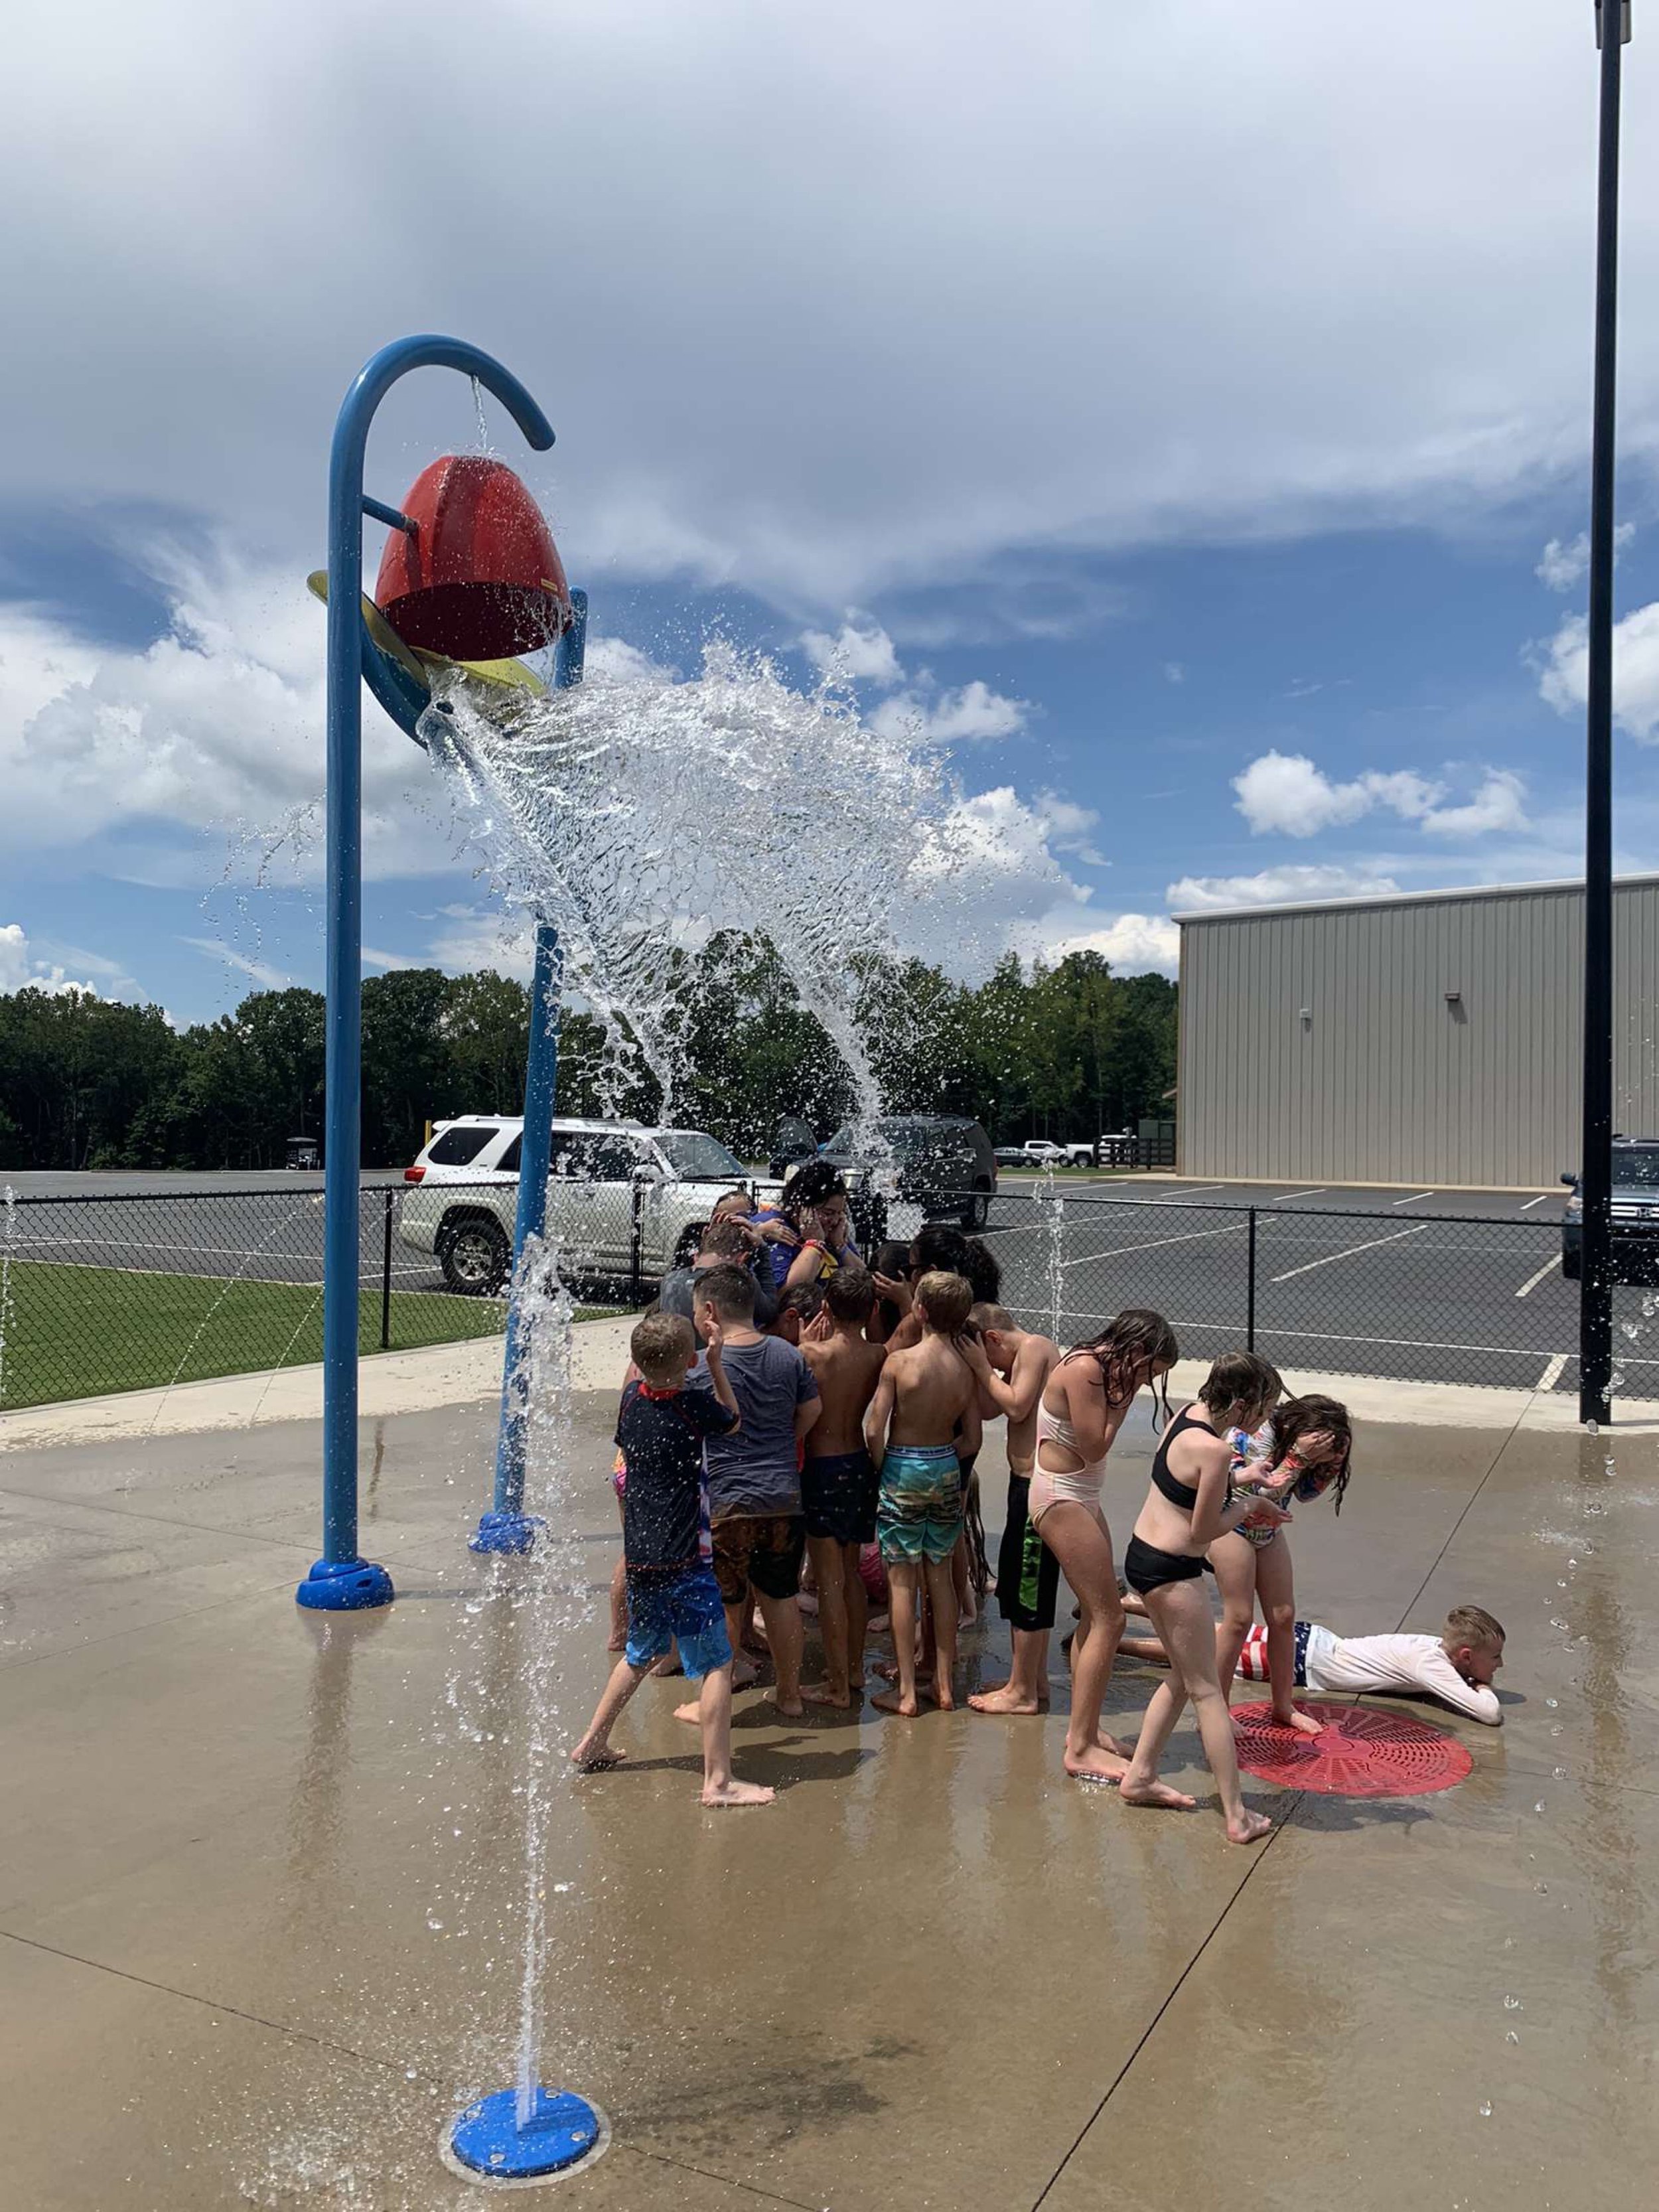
[1246,1207,1258,1351]
[380,1187,395,1351]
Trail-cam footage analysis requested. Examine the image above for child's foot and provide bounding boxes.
[772,1695,806,1721]
[871,1657,901,1683]
[1226,1806,1274,1844]
[606,1635,627,1654]
[872,1686,922,1717]
[701,1778,775,1808]
[967,1682,1047,1716]
[1118,1775,1195,1810]
[802,1680,856,1708]
[932,1676,956,1712]
[1064,1743,1131,1783]
[569,1739,625,1773]
[1097,1730,1135,1759]
[1271,1705,1325,1739]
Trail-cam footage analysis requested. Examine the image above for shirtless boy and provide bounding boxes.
[960,1305,1061,1718]
[864,1271,983,1718]
[800,1269,889,1707]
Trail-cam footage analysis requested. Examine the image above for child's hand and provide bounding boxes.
[757,1218,800,1246]
[1295,1431,1339,1464]
[703,1315,726,1357]
[873,1272,913,1313]
[958,1333,993,1379]
[804,1305,834,1343]
[1241,1497,1292,1530]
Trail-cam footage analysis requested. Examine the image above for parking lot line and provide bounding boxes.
[1149,1184,1226,1201]
[1057,1220,1250,1270]
[1039,1310,1619,1370]
[1272,1189,1327,1201]
[1268,1221,1431,1283]
[1390,1191,1436,1207]
[1514,1255,1559,1299]
[1519,1195,1551,1211]
[1536,1353,1568,1390]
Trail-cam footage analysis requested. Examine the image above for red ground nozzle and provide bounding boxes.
[374,455,571,661]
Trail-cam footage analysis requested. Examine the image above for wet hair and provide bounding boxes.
[1200,1351,1284,1428]
[697,1263,757,1320]
[873,1240,912,1278]
[914,1270,974,1335]
[970,1301,1015,1333]
[784,1158,848,1218]
[1445,1603,1505,1649]
[698,1218,755,1262]
[778,1281,825,1325]
[1265,1391,1352,1514]
[1071,1309,1181,1414]
[711,1188,754,1220]
[910,1224,1001,1303]
[826,1268,877,1325]
[630,1310,694,1381]
[670,1221,705,1270]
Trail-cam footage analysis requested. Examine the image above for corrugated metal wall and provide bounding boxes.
[1178,878,1659,1187]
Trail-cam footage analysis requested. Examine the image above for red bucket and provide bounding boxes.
[374,455,571,662]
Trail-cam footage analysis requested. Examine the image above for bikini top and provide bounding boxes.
[1149,1406,1218,1513]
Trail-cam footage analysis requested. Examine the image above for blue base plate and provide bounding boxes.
[447,2088,607,2182]
[469,1511,543,1556]
[295,1558,395,1611]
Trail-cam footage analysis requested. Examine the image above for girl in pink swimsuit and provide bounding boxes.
[1029,1309,1179,1785]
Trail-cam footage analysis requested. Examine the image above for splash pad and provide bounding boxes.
[1232,1701,1475,1797]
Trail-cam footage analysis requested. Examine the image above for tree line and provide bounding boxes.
[0,936,1176,1171]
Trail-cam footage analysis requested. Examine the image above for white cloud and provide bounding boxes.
[1167,864,1403,913]
[1163,662,1185,685]
[798,617,903,688]
[1043,915,1180,977]
[1536,524,1634,592]
[583,636,668,685]
[871,679,1029,745]
[1418,769,1528,837]
[1538,601,1659,741]
[1233,749,1526,838]
[0,922,102,997]
[362,945,418,970]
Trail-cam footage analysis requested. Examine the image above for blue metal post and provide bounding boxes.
[472,592,587,1554]
[297,336,555,1613]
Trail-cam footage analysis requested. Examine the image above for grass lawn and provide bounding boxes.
[0,1260,612,1411]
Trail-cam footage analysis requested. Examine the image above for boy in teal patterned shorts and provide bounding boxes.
[863,1271,982,1718]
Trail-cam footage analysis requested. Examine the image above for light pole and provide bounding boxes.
[1579,1,1631,1426]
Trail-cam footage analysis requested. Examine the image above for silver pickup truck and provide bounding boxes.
[399,1114,783,1293]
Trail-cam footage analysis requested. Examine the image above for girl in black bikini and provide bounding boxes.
[1118,1352,1287,1845]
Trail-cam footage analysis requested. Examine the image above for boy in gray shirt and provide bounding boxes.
[682,1262,820,1720]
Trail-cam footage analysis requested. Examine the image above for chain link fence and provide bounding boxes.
[981,1188,1599,1397]
[0,1179,665,1412]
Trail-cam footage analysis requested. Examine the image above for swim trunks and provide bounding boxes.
[711,1512,807,1605]
[995,1472,1060,1632]
[802,1448,879,1547]
[876,1443,964,1566]
[624,1565,733,1680]
[1236,1620,1313,1686]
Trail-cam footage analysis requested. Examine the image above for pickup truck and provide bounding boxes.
[1020,1139,1096,1168]
[398,1114,782,1292]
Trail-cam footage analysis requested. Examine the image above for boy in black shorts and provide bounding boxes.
[572,1311,773,1807]
[800,1268,888,1706]
[962,1307,1061,1718]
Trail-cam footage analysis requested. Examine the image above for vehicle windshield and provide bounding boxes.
[1613,1147,1659,1187]
[658,1130,748,1181]
[824,1120,944,1157]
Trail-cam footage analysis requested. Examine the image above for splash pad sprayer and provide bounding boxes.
[294,335,605,2183]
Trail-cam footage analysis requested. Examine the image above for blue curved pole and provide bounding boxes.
[472,591,587,1553]
[297,336,555,1613]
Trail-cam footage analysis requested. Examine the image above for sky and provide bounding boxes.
[7,0,1659,1023]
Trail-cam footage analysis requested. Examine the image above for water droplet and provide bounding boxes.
[1553,1765,1567,1778]
[405,2067,417,2080]
[553,1881,572,1893]
[1622,1321,1640,1340]
[1557,1579,1569,1589]
[1534,1801,1546,1814]
[1478,2101,1493,2119]
[1546,1697,1559,1710]
[1505,2030,1520,2045]
[427,1915,444,1932]
[1536,1881,1550,1894]
[1503,1994,1522,2011]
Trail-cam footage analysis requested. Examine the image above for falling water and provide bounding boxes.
[0,1187,16,1409]
[1041,1161,1066,1342]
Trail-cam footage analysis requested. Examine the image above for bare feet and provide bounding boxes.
[802,1680,857,1708]
[772,1696,806,1720]
[1275,1706,1325,1739]
[1097,1731,1135,1759]
[1226,1806,1274,1844]
[872,1658,901,1683]
[872,1686,922,1717]
[569,1739,626,1772]
[674,1699,700,1726]
[606,1636,627,1654]
[1064,1743,1131,1783]
[1118,1775,1196,1809]
[932,1677,956,1712]
[968,1682,1046,1716]
[731,1660,758,1692]
[701,1778,775,1807]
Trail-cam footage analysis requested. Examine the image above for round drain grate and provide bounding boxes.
[1232,1700,1475,1797]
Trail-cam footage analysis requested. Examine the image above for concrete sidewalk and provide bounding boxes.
[2,1383,1656,2209]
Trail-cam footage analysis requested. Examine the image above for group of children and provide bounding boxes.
[573,1178,1508,1841]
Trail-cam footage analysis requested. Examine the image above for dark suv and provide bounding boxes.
[1561,1136,1659,1282]
[816,1115,998,1231]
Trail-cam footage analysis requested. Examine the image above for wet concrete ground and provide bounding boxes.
[3,1382,1656,2210]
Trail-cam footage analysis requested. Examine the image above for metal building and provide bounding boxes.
[1177,873,1659,1188]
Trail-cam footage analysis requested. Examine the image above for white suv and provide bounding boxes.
[399,1116,781,1293]
[1021,1139,1095,1168]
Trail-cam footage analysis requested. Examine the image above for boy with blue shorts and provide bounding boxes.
[572,1311,774,1807]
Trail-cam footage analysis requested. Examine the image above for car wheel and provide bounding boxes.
[960,1185,990,1231]
[439,1215,510,1295]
